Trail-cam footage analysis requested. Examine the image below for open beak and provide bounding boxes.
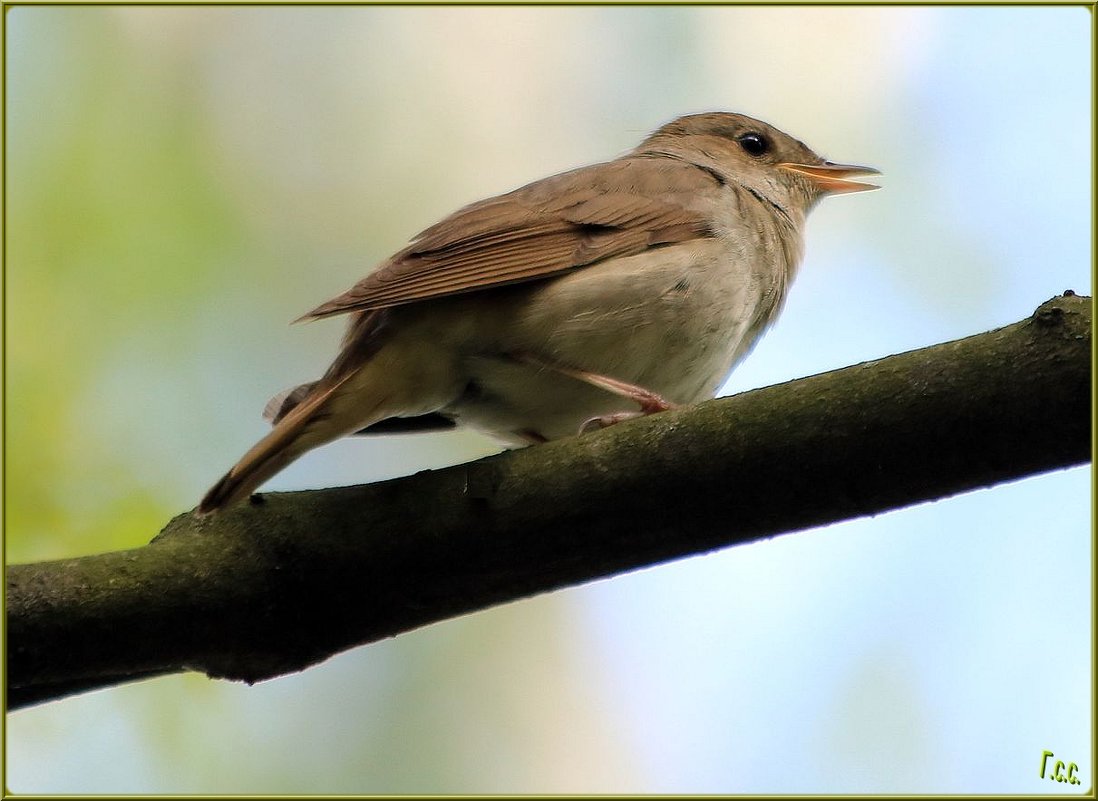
[778,161,881,194]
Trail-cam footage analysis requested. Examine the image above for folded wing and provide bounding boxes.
[299,157,721,321]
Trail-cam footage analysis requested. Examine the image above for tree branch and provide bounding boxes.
[7,293,1091,711]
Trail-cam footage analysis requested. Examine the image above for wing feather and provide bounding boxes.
[300,157,720,321]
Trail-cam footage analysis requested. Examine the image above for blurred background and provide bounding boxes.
[4,5,1091,793]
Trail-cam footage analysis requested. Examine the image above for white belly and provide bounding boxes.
[438,238,790,442]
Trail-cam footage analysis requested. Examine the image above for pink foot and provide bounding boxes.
[508,351,679,413]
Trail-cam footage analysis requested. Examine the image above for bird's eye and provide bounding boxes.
[737,132,769,157]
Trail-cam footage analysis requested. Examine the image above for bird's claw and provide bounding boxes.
[579,411,645,434]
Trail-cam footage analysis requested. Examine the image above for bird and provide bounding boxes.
[198,111,878,514]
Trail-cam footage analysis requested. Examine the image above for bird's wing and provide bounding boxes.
[298,157,721,321]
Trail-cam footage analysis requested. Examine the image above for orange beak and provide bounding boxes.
[778,161,880,194]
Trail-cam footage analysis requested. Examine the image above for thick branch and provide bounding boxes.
[7,293,1091,710]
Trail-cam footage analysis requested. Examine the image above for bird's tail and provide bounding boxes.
[198,372,379,515]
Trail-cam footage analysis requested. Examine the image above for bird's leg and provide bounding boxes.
[508,350,678,433]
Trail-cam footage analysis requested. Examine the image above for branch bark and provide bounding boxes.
[7,293,1092,711]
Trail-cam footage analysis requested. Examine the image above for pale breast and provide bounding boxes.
[442,209,799,441]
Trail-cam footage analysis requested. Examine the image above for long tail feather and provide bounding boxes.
[199,373,370,514]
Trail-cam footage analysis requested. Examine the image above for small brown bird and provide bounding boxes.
[199,111,877,514]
